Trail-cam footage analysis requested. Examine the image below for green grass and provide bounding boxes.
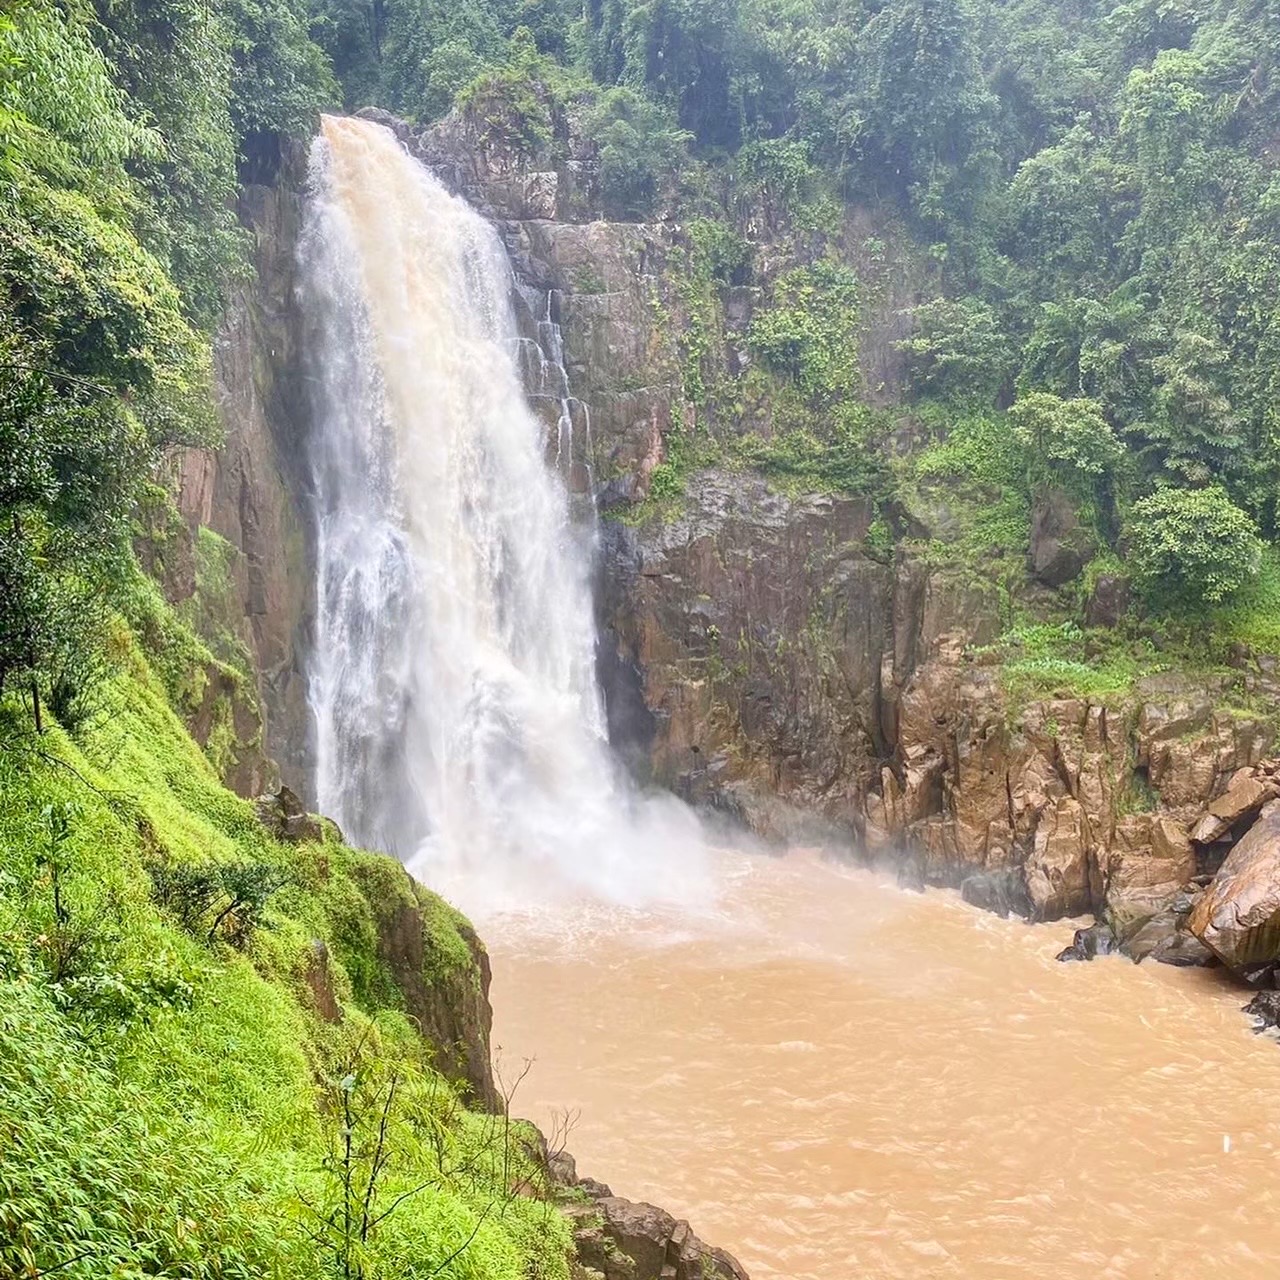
[1206,548,1280,656]
[0,620,572,1280]
[974,620,1166,705]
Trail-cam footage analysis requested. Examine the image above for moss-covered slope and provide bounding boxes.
[0,628,570,1279]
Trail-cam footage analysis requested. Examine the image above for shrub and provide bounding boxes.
[585,87,691,219]
[898,297,1016,406]
[147,856,291,947]
[0,979,290,1279]
[747,260,860,405]
[1127,485,1263,606]
[1008,391,1122,496]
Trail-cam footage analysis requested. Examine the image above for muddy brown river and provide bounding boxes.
[479,851,1280,1279]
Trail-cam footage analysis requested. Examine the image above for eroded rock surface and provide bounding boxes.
[551,1151,749,1280]
[1188,799,1280,975]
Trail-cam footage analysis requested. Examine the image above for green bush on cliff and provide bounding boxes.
[1128,485,1263,608]
[747,261,860,407]
[587,86,693,219]
[1008,392,1123,513]
[898,298,1015,407]
[979,619,1160,704]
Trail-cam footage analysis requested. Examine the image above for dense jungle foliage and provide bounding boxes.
[306,0,1280,625]
[6,0,1280,725]
[5,0,1280,1271]
[0,637,573,1279]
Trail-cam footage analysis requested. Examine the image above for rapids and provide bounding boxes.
[488,851,1280,1280]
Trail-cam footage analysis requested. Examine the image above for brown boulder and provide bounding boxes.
[570,1196,748,1280]
[1189,774,1279,845]
[1187,799,1280,971]
[1028,488,1096,587]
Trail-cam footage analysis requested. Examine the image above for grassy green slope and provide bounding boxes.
[0,622,570,1279]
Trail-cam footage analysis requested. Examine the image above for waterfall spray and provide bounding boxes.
[300,116,703,908]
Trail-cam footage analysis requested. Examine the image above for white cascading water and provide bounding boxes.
[300,115,703,907]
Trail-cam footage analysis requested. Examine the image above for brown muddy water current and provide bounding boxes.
[481,850,1280,1280]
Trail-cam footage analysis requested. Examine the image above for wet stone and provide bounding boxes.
[1056,923,1120,963]
[961,869,1033,920]
[1244,989,1280,1033]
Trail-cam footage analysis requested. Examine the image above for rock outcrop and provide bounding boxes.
[1188,799,1280,976]
[254,784,325,843]
[345,852,498,1107]
[1029,487,1096,587]
[550,1151,749,1280]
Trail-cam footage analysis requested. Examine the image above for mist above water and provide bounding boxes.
[299,115,705,907]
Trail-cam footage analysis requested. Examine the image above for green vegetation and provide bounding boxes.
[1127,485,1264,607]
[747,262,860,406]
[0,628,572,1279]
[0,0,335,732]
[283,0,1280,623]
[1007,393,1122,501]
[975,620,1162,705]
[0,12,579,1264]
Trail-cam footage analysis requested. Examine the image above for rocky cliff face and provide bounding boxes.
[187,104,1280,988]
[172,154,315,791]
[379,100,1280,975]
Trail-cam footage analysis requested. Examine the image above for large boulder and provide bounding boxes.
[1028,488,1096,588]
[1189,770,1280,844]
[1056,922,1120,962]
[1123,898,1216,968]
[1187,799,1280,974]
[567,1196,748,1280]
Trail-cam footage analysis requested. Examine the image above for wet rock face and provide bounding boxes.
[599,471,890,839]
[601,458,1274,934]
[173,165,314,795]
[1188,799,1280,975]
[1244,989,1280,1032]
[961,870,1033,919]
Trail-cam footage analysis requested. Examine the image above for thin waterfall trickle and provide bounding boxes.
[299,115,703,907]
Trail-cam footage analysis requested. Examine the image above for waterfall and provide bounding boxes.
[299,115,702,906]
